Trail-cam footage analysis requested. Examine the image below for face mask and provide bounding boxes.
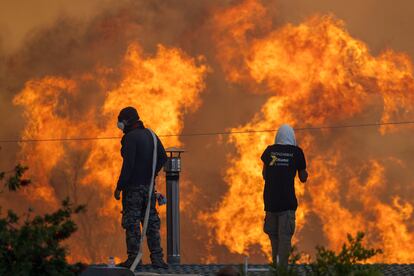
[117,121,125,131]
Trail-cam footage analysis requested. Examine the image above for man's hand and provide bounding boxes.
[298,169,308,183]
[114,188,121,200]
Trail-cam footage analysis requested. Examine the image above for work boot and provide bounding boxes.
[117,257,142,268]
[151,259,168,269]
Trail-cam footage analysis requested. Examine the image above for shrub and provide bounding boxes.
[310,232,383,276]
[0,164,86,275]
[268,233,383,276]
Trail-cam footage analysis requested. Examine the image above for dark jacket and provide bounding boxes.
[116,127,167,191]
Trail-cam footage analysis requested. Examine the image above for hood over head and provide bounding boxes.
[275,124,296,146]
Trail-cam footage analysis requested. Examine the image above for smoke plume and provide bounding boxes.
[1,0,414,264]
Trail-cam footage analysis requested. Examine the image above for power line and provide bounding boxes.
[0,120,413,143]
[0,136,121,143]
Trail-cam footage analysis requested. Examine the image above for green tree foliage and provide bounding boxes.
[1,164,31,191]
[269,233,383,276]
[0,164,86,275]
[311,232,383,276]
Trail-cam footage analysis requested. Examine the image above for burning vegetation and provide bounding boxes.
[202,0,414,263]
[1,0,414,264]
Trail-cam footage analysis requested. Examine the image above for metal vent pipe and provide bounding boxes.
[164,147,184,264]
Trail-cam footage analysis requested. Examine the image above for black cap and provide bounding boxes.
[118,106,140,126]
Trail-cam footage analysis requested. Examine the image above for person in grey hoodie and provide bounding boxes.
[260,124,308,268]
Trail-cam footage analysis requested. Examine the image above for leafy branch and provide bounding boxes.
[269,232,383,276]
[0,164,31,192]
[0,165,86,275]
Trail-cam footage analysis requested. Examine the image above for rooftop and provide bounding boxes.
[133,264,414,276]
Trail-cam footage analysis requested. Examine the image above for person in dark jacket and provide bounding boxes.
[261,124,308,269]
[113,106,168,269]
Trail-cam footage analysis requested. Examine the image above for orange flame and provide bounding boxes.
[203,0,414,263]
[9,0,414,264]
[13,42,207,262]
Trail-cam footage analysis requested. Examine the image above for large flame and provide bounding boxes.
[203,0,414,263]
[8,0,414,264]
[13,42,207,262]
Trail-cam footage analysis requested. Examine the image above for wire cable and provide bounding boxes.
[0,120,413,143]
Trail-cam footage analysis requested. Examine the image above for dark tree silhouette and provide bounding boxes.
[0,164,86,275]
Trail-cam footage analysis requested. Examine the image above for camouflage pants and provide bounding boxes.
[122,187,164,262]
[264,210,296,268]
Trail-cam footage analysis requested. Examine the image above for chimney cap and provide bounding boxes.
[165,147,185,153]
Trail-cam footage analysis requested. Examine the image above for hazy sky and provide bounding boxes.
[1,0,414,59]
[276,0,414,58]
[0,0,126,53]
